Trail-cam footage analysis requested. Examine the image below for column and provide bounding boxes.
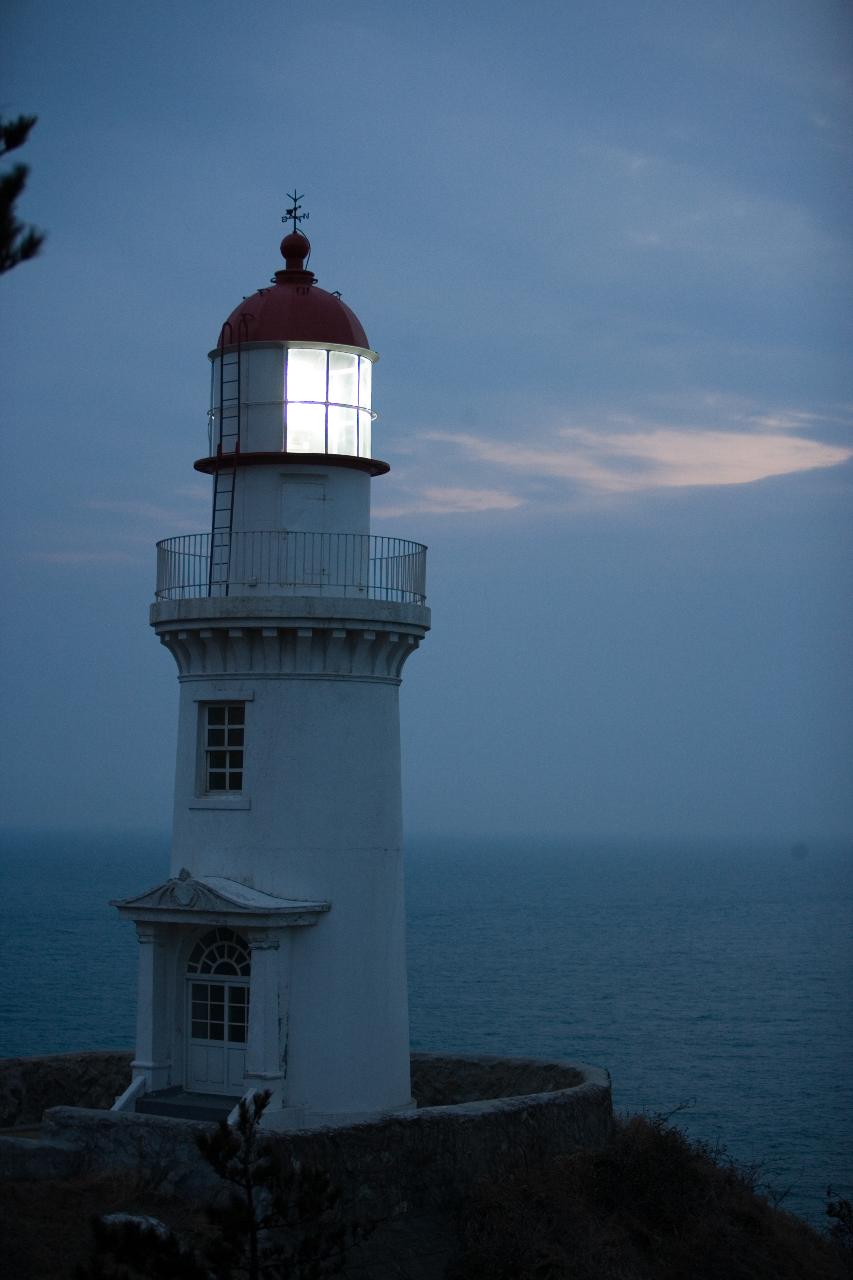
[131,922,171,1091]
[244,929,290,1117]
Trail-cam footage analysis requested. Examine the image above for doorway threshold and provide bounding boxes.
[135,1087,236,1122]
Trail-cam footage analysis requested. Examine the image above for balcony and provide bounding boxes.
[155,531,427,605]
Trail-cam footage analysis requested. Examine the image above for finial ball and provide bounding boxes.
[280,231,311,268]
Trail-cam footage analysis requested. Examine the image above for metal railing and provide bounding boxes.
[155,531,427,604]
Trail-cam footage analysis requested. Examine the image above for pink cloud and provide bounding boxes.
[425,425,852,495]
[374,485,524,518]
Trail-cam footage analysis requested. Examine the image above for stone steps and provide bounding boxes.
[135,1088,236,1122]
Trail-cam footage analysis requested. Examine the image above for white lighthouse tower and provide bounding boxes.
[116,207,430,1127]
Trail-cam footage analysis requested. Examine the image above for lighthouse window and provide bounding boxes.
[204,703,245,792]
[328,405,357,455]
[328,351,358,405]
[188,928,251,976]
[358,410,372,459]
[358,356,371,409]
[282,347,375,459]
[286,347,326,402]
[287,402,326,453]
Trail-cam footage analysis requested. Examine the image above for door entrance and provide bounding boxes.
[187,979,249,1093]
[185,928,251,1096]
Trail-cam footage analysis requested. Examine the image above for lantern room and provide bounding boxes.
[202,228,382,470]
[208,342,375,460]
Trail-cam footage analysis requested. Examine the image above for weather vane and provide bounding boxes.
[282,190,309,234]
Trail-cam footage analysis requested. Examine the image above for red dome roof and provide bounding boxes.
[218,231,370,349]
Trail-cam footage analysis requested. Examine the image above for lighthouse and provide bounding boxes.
[115,205,430,1128]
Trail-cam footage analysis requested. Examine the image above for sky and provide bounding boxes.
[1,0,851,843]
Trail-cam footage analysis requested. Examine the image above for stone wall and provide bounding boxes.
[410,1053,583,1105]
[0,1051,132,1128]
[0,1049,591,1129]
[0,1052,612,1219]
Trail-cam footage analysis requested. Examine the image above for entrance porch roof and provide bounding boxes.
[112,869,330,929]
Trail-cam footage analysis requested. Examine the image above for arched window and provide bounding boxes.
[187,927,250,977]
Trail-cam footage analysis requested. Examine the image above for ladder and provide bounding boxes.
[209,468,235,596]
[208,325,242,596]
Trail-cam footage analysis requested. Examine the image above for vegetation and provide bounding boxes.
[74,1091,373,1280]
[826,1187,853,1253]
[448,1113,851,1280]
[2,1108,848,1278]
[0,113,45,274]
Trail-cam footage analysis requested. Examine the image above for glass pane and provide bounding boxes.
[286,347,326,402]
[209,751,226,768]
[358,357,372,409]
[328,406,357,456]
[191,1021,207,1038]
[229,751,243,768]
[207,707,226,726]
[328,351,358,406]
[228,772,243,790]
[209,1022,224,1041]
[227,728,244,747]
[286,402,326,453]
[210,985,224,1000]
[207,728,225,747]
[208,774,226,791]
[227,706,245,725]
[358,410,372,458]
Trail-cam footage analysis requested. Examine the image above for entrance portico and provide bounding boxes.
[114,870,329,1109]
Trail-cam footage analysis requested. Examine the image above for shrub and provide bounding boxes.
[77,1092,373,1280]
[449,1114,850,1280]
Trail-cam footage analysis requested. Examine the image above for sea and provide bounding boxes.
[1,830,850,1230]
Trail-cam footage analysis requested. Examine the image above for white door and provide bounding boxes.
[281,474,328,533]
[278,476,328,592]
[187,979,249,1095]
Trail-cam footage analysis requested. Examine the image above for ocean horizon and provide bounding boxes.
[1,828,850,1229]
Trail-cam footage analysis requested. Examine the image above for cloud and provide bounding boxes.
[748,410,829,432]
[375,485,524,518]
[566,427,852,490]
[423,423,853,497]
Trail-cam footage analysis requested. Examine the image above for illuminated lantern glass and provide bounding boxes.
[328,351,358,404]
[284,347,375,458]
[287,348,326,402]
[328,406,357,455]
